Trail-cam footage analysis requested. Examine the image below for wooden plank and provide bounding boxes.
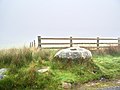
[43,46,70,49]
[40,43,70,45]
[41,37,117,40]
[41,38,70,40]
[80,46,100,48]
[99,43,118,44]
[99,38,117,40]
[73,43,97,44]
[41,37,97,40]
[74,43,118,44]
[41,46,114,49]
[80,46,97,48]
[79,46,118,48]
[41,42,118,45]
[71,38,97,40]
[45,46,95,49]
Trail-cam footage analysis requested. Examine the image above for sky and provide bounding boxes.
[0,0,120,49]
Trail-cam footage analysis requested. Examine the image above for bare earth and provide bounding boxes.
[72,79,120,90]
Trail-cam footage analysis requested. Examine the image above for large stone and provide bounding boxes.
[0,68,7,75]
[55,47,92,60]
[0,68,7,80]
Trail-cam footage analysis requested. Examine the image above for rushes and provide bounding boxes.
[92,46,120,56]
[106,46,120,55]
[0,48,33,68]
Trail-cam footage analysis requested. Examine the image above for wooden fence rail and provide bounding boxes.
[30,36,120,50]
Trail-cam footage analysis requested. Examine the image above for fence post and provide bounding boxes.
[31,42,33,47]
[118,37,120,47]
[38,36,41,48]
[70,36,73,47]
[97,37,99,50]
[30,42,31,48]
[34,40,35,47]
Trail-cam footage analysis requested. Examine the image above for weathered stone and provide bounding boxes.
[62,82,72,89]
[38,67,50,73]
[0,75,4,79]
[0,68,7,80]
[55,47,92,60]
[0,68,7,75]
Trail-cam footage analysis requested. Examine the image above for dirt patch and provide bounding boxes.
[72,79,120,90]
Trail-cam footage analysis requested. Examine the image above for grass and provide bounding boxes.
[0,47,120,89]
[93,55,120,79]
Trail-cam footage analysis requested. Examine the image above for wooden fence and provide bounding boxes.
[30,36,120,50]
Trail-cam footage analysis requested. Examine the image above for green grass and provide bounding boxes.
[93,55,120,79]
[0,47,120,89]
